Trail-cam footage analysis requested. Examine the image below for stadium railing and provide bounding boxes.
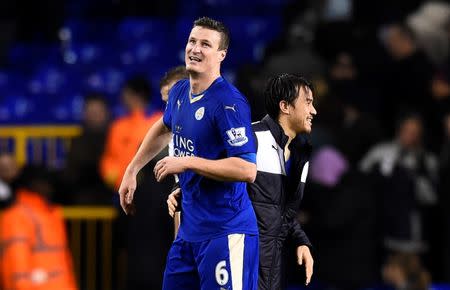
[0,125,82,166]
[63,206,118,290]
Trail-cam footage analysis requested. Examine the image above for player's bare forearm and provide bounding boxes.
[187,156,256,183]
[155,156,256,183]
[126,117,171,175]
[119,118,171,214]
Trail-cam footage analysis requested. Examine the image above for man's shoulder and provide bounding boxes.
[252,120,268,132]
[168,79,189,102]
[0,203,30,224]
[213,79,246,101]
[172,79,189,93]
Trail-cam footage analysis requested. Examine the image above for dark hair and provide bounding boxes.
[395,111,424,132]
[123,76,151,103]
[193,17,230,50]
[84,93,108,108]
[159,66,188,89]
[16,165,54,192]
[264,74,314,120]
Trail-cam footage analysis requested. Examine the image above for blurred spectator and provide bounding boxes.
[0,165,77,290]
[159,66,188,102]
[0,152,21,208]
[263,13,325,81]
[328,51,384,166]
[360,113,438,256]
[379,23,434,135]
[100,76,163,190]
[406,1,450,67]
[300,146,378,290]
[429,69,450,151]
[62,93,112,204]
[382,252,431,290]
[0,152,20,185]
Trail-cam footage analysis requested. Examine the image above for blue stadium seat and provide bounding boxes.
[118,18,171,45]
[0,93,38,123]
[8,43,62,71]
[83,67,125,96]
[28,65,71,96]
[64,42,117,67]
[51,93,84,122]
[61,19,117,43]
[119,40,174,67]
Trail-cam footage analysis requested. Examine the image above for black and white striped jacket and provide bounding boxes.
[248,115,312,290]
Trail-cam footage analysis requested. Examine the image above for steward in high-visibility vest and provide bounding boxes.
[0,166,77,290]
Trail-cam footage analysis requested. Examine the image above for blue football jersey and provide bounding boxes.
[163,77,258,242]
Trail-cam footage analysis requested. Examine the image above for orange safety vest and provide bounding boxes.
[100,109,163,189]
[0,189,77,290]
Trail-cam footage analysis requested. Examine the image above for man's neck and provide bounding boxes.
[278,117,296,145]
[190,71,221,95]
[278,117,296,161]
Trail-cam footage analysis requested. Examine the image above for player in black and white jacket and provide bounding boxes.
[167,74,317,290]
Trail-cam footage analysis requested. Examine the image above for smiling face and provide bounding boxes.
[286,85,317,134]
[185,26,226,76]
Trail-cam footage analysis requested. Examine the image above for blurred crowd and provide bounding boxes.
[0,0,449,290]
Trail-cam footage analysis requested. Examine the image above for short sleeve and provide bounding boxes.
[214,96,256,157]
[163,95,173,130]
[163,80,185,129]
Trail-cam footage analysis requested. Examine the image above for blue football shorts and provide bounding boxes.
[163,233,259,290]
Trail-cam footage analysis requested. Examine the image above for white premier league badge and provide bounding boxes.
[195,107,205,120]
[226,127,248,146]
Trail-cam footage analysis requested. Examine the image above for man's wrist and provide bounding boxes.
[125,164,139,176]
[183,156,197,171]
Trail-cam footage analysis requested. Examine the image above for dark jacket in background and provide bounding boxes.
[248,115,312,290]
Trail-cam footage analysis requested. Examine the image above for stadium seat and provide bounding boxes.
[61,19,117,43]
[83,67,125,96]
[118,18,171,45]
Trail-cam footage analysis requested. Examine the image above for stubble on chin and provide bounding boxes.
[186,68,199,78]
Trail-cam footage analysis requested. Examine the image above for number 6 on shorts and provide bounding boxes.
[215,260,229,286]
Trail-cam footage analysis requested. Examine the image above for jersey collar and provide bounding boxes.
[189,76,223,104]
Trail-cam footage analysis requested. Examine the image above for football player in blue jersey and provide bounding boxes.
[118,17,259,290]
[169,74,317,289]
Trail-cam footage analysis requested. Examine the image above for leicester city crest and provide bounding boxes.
[195,107,205,120]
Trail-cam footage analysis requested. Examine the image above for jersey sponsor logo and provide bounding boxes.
[195,107,205,120]
[226,127,248,147]
[173,134,195,156]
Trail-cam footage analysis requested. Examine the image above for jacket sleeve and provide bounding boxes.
[285,207,312,249]
[0,210,35,290]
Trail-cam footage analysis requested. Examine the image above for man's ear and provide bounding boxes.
[219,49,227,62]
[279,100,290,115]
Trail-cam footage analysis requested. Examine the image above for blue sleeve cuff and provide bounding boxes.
[236,153,256,164]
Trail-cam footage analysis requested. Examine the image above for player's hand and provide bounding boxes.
[167,188,181,217]
[297,245,314,286]
[154,157,188,182]
[118,171,137,215]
